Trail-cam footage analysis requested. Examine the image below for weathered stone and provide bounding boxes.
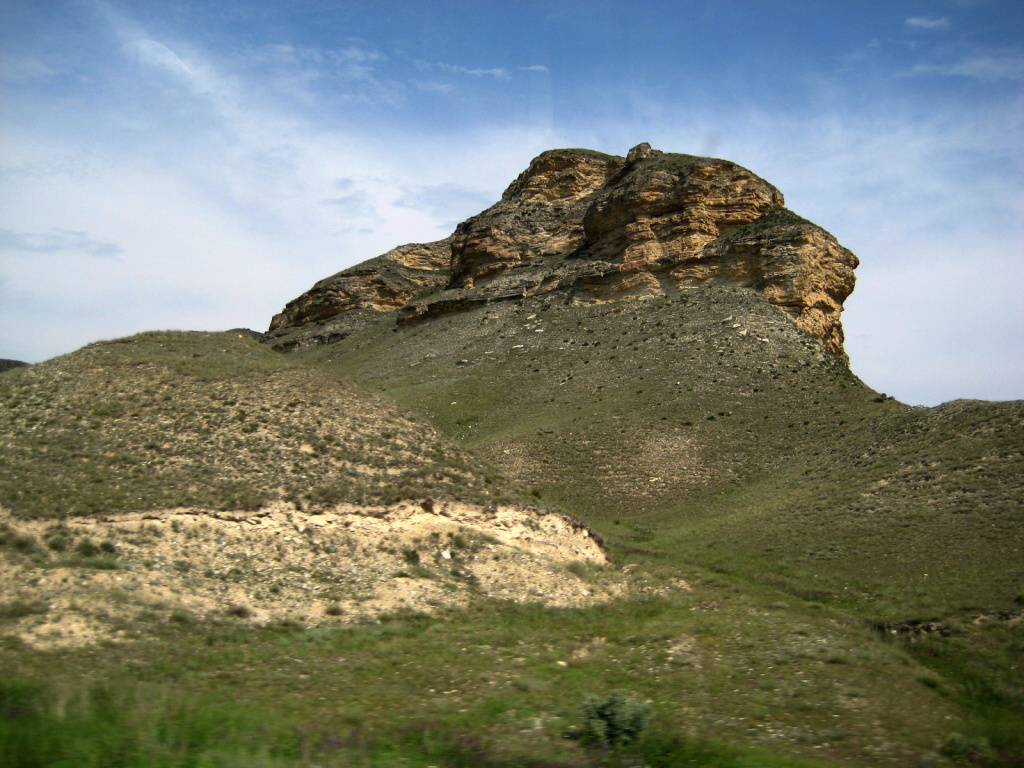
[266,145,858,362]
[265,239,452,351]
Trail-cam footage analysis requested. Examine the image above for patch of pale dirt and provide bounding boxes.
[0,500,621,649]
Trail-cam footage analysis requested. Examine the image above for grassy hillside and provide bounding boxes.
[0,571,963,767]
[1,297,1022,766]
[0,330,525,518]
[305,288,1024,623]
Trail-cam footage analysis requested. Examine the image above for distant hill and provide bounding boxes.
[0,359,29,373]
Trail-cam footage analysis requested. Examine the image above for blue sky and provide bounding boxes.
[1,0,1022,405]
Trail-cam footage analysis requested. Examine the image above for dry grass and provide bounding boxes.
[0,331,527,519]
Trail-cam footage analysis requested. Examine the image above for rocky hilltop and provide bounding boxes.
[4,148,1024,768]
[266,143,859,363]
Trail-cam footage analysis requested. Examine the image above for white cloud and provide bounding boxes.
[905,16,950,31]
[395,183,497,230]
[123,39,194,79]
[519,65,549,73]
[435,62,511,80]
[0,228,123,258]
[239,42,387,83]
[0,52,56,82]
[911,53,1024,81]
[413,80,456,94]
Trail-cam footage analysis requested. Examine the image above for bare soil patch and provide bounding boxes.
[0,500,619,649]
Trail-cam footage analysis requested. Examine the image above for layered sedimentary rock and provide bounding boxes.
[267,240,452,350]
[265,144,858,363]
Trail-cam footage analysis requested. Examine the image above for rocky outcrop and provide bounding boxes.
[266,239,451,351]
[265,144,858,362]
[698,208,858,360]
[448,149,625,288]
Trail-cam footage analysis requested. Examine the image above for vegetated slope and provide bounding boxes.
[300,285,1024,623]
[259,142,1024,761]
[263,142,1021,624]
[0,331,615,646]
[0,330,524,518]
[0,359,29,373]
[673,396,1024,622]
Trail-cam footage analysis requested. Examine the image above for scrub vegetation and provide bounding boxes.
[1,287,1022,766]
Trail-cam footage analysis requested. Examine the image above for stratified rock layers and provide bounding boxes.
[265,144,858,363]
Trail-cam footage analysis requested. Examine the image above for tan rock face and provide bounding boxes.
[448,149,623,289]
[698,210,858,362]
[266,239,452,350]
[582,156,784,266]
[265,144,858,362]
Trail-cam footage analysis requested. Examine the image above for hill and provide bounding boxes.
[269,143,1023,623]
[1,145,1022,767]
[0,331,612,647]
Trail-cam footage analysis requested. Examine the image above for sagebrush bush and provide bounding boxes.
[941,732,996,765]
[580,692,650,748]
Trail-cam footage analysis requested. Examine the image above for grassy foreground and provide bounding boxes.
[1,567,1002,767]
[1,681,833,768]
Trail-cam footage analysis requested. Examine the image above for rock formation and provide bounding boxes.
[268,240,452,350]
[265,144,859,363]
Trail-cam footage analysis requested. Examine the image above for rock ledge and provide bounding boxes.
[266,145,858,363]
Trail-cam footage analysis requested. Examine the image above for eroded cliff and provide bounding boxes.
[265,144,858,363]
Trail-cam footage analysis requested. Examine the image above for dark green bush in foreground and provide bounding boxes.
[579,692,650,748]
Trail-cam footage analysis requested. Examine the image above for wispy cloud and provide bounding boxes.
[435,62,511,80]
[905,16,950,31]
[519,65,549,73]
[395,183,497,229]
[123,39,194,79]
[0,52,56,82]
[413,80,456,94]
[240,42,387,83]
[0,228,123,259]
[911,52,1024,81]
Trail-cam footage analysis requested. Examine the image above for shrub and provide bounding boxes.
[169,607,194,624]
[580,692,650,748]
[566,561,590,578]
[0,599,49,620]
[76,538,100,557]
[5,534,43,556]
[941,732,996,765]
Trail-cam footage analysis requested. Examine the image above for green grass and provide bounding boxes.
[306,290,1023,622]
[3,287,1022,764]
[0,581,954,766]
[282,287,1024,761]
[0,677,838,767]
